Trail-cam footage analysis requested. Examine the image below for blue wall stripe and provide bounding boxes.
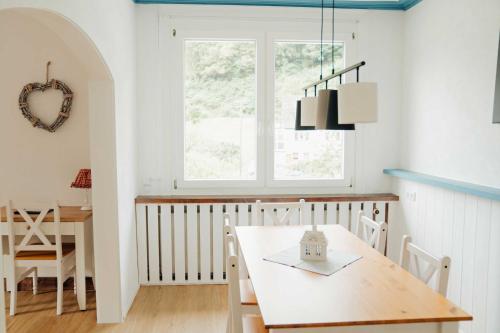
[134,0,422,10]
[384,169,500,202]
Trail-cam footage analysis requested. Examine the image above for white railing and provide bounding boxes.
[135,195,397,285]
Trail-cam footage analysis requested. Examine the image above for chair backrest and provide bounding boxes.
[6,201,62,260]
[226,233,244,333]
[399,235,451,296]
[355,210,387,254]
[224,213,249,280]
[255,199,306,225]
[224,213,235,238]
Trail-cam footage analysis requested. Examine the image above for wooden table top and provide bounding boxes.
[236,225,472,329]
[0,206,92,223]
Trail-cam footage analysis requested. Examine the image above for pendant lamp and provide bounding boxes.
[295,0,373,130]
[315,0,355,130]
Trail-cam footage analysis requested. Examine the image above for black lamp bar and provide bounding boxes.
[302,61,366,93]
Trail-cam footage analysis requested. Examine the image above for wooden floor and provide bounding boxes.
[6,285,228,333]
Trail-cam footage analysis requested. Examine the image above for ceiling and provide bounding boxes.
[134,0,422,10]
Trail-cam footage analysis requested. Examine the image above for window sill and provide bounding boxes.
[135,193,399,204]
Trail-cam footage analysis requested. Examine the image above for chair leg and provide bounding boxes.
[9,282,17,316]
[6,265,13,292]
[8,266,17,316]
[56,276,63,315]
[5,277,11,292]
[73,274,77,295]
[7,268,17,291]
[32,269,38,295]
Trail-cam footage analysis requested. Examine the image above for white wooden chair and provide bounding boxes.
[224,214,258,313]
[355,210,388,254]
[399,235,451,296]
[255,199,305,225]
[226,234,267,333]
[6,201,77,315]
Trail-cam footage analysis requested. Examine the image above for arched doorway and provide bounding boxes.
[0,7,125,326]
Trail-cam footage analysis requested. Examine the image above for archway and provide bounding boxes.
[0,7,124,325]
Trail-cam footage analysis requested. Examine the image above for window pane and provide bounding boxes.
[184,40,257,180]
[274,41,345,180]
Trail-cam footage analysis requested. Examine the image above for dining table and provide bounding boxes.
[0,206,93,311]
[236,224,472,333]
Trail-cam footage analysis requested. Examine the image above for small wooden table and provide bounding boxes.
[0,207,93,311]
[236,225,472,332]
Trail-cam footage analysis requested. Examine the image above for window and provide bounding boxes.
[183,40,257,181]
[169,23,355,190]
[273,41,345,180]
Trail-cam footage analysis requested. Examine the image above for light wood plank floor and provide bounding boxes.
[6,285,228,333]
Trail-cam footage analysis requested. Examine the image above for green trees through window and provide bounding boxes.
[183,39,346,182]
[184,40,257,180]
[274,41,345,180]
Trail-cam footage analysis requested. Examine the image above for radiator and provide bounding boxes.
[135,200,391,285]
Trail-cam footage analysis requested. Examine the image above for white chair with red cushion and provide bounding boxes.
[6,201,77,315]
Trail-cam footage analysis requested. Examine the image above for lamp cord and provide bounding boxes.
[331,0,335,75]
[320,0,324,80]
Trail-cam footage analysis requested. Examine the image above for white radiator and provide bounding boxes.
[135,200,392,285]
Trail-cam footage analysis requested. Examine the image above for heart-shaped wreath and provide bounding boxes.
[18,63,73,133]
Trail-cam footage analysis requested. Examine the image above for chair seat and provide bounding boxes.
[16,243,75,260]
[240,279,257,305]
[242,315,268,333]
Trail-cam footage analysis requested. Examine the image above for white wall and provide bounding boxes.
[0,12,90,205]
[353,9,404,193]
[400,0,500,187]
[388,1,500,333]
[136,4,404,196]
[0,0,138,323]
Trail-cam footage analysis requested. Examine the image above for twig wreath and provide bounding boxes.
[18,61,73,133]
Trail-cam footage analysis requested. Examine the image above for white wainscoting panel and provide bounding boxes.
[391,179,500,333]
[136,200,390,285]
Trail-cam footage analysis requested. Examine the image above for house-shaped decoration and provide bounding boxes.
[300,226,328,261]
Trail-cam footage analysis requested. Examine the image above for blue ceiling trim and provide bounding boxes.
[134,0,422,11]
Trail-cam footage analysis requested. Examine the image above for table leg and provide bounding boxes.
[75,223,86,310]
[441,322,459,333]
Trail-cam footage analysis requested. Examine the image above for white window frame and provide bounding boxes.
[163,15,358,191]
[169,27,266,189]
[266,31,356,188]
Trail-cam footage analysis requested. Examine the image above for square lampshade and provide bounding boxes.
[338,82,378,124]
[300,97,317,126]
[315,89,355,130]
[295,101,314,130]
[295,97,317,130]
